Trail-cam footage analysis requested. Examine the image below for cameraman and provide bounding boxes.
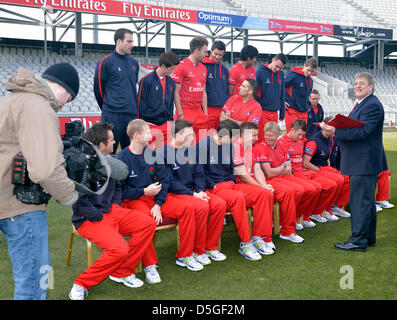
[0,63,80,300]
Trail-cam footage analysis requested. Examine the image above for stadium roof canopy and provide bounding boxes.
[1,0,397,67]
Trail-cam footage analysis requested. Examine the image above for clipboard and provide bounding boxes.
[313,114,365,129]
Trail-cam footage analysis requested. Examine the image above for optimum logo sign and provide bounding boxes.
[197,11,234,26]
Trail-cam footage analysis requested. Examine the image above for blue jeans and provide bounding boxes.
[0,211,51,300]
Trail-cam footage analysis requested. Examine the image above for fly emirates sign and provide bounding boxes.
[7,0,197,23]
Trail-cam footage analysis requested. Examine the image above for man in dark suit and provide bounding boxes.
[321,72,385,252]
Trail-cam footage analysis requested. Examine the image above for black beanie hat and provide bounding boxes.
[42,63,80,100]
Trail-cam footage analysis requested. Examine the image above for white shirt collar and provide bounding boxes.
[355,93,372,105]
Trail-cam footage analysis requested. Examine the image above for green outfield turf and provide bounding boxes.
[0,131,396,300]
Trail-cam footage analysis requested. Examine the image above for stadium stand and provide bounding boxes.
[229,0,389,28]
[347,0,397,28]
[321,63,397,112]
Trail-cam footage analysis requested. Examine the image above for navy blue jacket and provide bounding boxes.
[72,179,121,230]
[306,103,324,139]
[203,55,229,107]
[255,64,285,120]
[138,68,176,126]
[306,130,333,167]
[94,50,139,116]
[157,144,206,195]
[285,67,313,113]
[334,93,385,176]
[330,136,341,170]
[197,136,235,189]
[117,147,169,206]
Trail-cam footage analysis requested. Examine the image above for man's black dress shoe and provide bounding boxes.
[334,242,367,252]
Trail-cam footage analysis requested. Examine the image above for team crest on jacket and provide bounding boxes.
[129,170,138,178]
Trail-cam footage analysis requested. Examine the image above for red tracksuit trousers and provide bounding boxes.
[175,108,209,143]
[265,176,299,236]
[207,106,223,133]
[170,194,226,254]
[235,182,274,242]
[207,181,274,242]
[285,108,308,133]
[206,181,251,243]
[376,170,390,201]
[278,175,321,221]
[316,166,350,208]
[74,204,156,290]
[293,170,339,217]
[122,195,196,259]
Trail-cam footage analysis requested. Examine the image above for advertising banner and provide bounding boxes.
[197,10,268,30]
[1,0,198,23]
[269,19,333,36]
[333,25,393,40]
[59,114,100,135]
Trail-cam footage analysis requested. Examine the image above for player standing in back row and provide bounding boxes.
[173,37,209,142]
[284,57,317,132]
[255,53,287,142]
[229,45,258,96]
[94,28,140,153]
[203,40,229,132]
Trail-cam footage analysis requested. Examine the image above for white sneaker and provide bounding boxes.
[69,283,88,300]
[310,214,328,223]
[252,237,274,255]
[193,252,211,265]
[109,274,144,288]
[238,242,262,261]
[264,241,276,251]
[144,265,161,284]
[376,200,394,209]
[324,210,339,221]
[376,205,383,212]
[280,233,304,243]
[296,222,304,230]
[303,220,316,228]
[331,206,351,218]
[206,250,227,261]
[176,255,204,271]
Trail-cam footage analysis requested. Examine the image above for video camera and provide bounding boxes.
[61,121,109,195]
[11,120,128,205]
